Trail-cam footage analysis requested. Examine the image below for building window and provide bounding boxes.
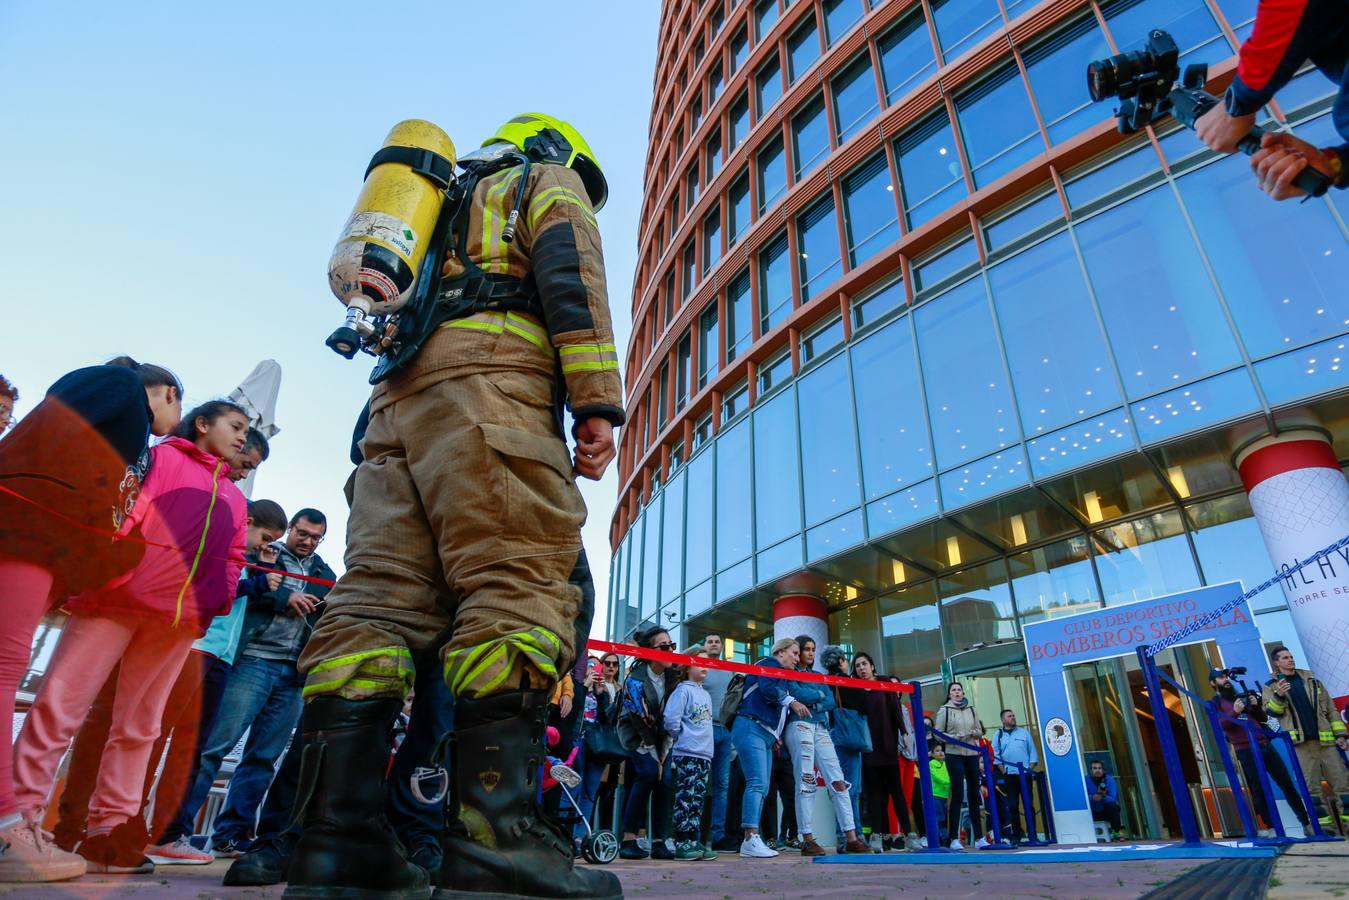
[758,350,792,396]
[801,315,845,362]
[730,96,751,156]
[823,0,866,45]
[710,0,726,34]
[730,26,749,74]
[832,54,880,143]
[912,234,978,293]
[709,59,725,103]
[878,10,937,105]
[756,55,784,117]
[707,128,724,180]
[895,111,967,229]
[759,231,793,333]
[670,440,686,471]
[676,332,692,412]
[914,278,1020,468]
[722,379,749,422]
[851,278,905,330]
[674,124,685,153]
[791,95,830,179]
[729,171,752,245]
[727,268,753,361]
[842,152,899,266]
[754,0,779,42]
[657,362,671,432]
[852,313,930,497]
[686,164,700,212]
[682,241,697,300]
[797,194,842,302]
[787,15,821,82]
[1100,0,1228,72]
[703,205,723,273]
[1022,16,1111,145]
[955,65,1043,189]
[698,302,720,388]
[693,411,714,449]
[665,271,677,324]
[690,89,704,132]
[987,233,1123,436]
[757,136,787,213]
[693,36,705,66]
[930,0,1003,63]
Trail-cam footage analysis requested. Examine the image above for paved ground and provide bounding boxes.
[0,849,1211,900]
[5,840,1347,899]
[1267,839,1349,899]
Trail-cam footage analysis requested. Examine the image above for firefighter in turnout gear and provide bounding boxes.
[284,114,624,900]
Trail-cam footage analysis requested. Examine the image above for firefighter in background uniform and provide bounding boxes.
[284,114,623,900]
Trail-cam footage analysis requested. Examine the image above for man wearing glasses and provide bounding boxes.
[186,508,335,858]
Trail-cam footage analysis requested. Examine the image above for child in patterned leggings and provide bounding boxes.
[662,647,716,861]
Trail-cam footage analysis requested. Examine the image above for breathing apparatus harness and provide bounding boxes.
[362,128,579,385]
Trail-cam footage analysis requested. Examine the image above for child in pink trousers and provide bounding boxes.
[12,399,250,875]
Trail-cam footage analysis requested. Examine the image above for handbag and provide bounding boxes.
[831,686,873,753]
[584,721,627,764]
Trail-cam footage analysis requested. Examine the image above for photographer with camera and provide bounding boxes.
[1209,667,1312,837]
[1192,0,1349,199]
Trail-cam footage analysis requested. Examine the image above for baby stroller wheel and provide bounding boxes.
[588,830,619,864]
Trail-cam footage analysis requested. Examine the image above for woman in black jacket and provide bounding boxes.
[853,653,916,850]
[616,627,677,860]
[574,651,623,840]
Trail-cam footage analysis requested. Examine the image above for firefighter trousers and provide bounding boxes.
[298,369,589,701]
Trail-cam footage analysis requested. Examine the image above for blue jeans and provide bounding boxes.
[709,724,736,844]
[835,746,863,844]
[732,716,774,832]
[621,751,671,839]
[190,656,304,846]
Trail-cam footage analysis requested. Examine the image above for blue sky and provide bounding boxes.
[0,2,659,637]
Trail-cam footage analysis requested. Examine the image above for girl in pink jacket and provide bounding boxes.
[13,400,250,875]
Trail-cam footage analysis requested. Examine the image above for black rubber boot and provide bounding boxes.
[224,833,296,886]
[281,697,431,900]
[435,691,623,900]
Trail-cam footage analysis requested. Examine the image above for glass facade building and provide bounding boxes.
[612,0,1349,839]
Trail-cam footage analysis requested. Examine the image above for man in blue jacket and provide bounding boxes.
[1195,0,1349,199]
[1085,760,1122,839]
[993,709,1039,844]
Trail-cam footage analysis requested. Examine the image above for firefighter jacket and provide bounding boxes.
[371,163,625,426]
[1262,667,1348,746]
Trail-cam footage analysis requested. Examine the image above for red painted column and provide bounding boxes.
[774,594,828,672]
[1236,430,1349,708]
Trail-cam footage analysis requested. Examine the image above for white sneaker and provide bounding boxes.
[919,836,929,849]
[637,836,652,852]
[0,819,86,882]
[975,836,992,849]
[145,836,213,866]
[905,832,923,851]
[949,839,965,850]
[739,835,779,858]
[867,833,884,852]
[1257,828,1276,839]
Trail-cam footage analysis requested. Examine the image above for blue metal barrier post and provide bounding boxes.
[1035,770,1058,844]
[909,683,954,853]
[1135,646,1205,846]
[1015,763,1048,847]
[1279,731,1336,842]
[979,744,1013,849]
[1241,717,1289,842]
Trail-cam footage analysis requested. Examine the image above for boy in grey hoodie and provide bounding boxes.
[663,649,716,861]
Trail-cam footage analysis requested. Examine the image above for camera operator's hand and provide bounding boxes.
[574,417,616,481]
[1196,105,1256,154]
[1233,698,1246,714]
[1251,132,1337,201]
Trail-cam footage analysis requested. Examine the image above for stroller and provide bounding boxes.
[542,726,619,864]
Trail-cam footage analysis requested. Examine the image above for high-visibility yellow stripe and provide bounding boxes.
[481,171,522,275]
[309,646,414,676]
[529,186,596,229]
[562,360,622,374]
[558,344,617,356]
[456,645,509,695]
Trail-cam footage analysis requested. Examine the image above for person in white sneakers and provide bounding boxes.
[933,682,992,850]
[731,639,811,859]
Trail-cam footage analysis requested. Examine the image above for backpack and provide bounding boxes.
[719,674,757,728]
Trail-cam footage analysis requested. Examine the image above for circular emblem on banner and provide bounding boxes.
[1045,717,1073,757]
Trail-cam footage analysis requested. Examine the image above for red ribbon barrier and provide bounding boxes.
[2,484,912,693]
[585,639,912,694]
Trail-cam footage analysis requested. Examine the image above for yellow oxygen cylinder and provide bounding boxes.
[328,120,456,320]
